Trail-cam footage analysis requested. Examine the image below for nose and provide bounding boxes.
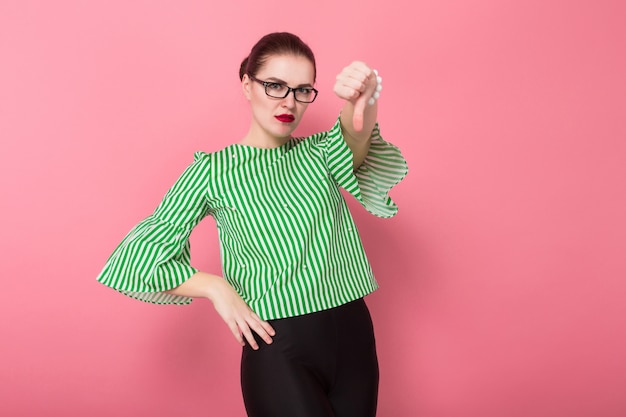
[281,91,297,108]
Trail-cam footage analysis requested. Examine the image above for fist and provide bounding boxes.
[334,61,379,131]
[334,61,377,103]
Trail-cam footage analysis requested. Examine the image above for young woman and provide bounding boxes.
[97,32,407,417]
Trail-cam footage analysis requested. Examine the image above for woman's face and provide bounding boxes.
[242,54,315,143]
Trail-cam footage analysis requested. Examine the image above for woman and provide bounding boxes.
[97,32,407,417]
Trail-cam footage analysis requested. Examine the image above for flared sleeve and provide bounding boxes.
[324,118,408,218]
[96,152,212,304]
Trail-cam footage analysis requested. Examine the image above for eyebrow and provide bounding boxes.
[264,77,313,88]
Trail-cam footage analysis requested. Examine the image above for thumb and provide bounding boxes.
[352,94,367,132]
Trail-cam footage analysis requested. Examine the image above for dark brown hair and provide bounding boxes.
[239,32,316,81]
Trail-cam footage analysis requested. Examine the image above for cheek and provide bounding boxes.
[251,97,271,115]
[297,104,309,117]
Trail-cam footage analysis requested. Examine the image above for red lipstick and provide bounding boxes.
[275,114,295,123]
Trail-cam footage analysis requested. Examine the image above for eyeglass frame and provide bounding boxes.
[248,75,319,103]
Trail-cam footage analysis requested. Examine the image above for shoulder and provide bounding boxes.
[193,151,211,162]
[173,151,212,182]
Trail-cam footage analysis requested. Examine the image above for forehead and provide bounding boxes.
[257,54,315,85]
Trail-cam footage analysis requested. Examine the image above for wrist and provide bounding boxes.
[201,272,227,302]
[176,271,223,300]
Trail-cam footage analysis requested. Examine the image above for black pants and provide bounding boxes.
[241,298,379,417]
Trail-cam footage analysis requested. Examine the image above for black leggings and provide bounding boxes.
[241,298,379,417]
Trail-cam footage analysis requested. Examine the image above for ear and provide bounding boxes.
[242,74,252,101]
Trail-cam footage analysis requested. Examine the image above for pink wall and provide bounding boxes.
[2,1,625,416]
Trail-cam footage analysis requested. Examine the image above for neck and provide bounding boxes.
[240,124,290,149]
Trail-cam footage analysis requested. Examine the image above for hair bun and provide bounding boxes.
[238,33,316,82]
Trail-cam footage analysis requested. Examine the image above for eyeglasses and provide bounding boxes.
[249,75,318,103]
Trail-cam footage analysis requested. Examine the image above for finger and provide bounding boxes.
[334,84,360,101]
[347,64,372,83]
[261,320,276,337]
[249,324,273,345]
[227,320,246,347]
[246,312,274,344]
[338,74,367,93]
[347,61,371,78]
[250,322,273,345]
[249,312,276,336]
[239,322,259,350]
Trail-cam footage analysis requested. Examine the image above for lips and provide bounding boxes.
[275,114,295,123]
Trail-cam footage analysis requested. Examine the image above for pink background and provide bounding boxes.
[1,0,625,416]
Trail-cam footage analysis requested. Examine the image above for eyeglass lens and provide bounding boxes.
[265,83,316,103]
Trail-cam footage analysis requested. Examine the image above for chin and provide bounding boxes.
[273,127,296,139]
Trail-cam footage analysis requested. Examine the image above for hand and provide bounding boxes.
[207,277,275,350]
[334,61,378,132]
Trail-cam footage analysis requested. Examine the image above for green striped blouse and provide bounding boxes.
[97,117,408,320]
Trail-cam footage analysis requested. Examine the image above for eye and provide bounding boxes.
[266,82,284,91]
[296,87,313,95]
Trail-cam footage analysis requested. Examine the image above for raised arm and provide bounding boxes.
[334,61,381,170]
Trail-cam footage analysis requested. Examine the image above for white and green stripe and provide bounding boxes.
[97,118,408,320]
